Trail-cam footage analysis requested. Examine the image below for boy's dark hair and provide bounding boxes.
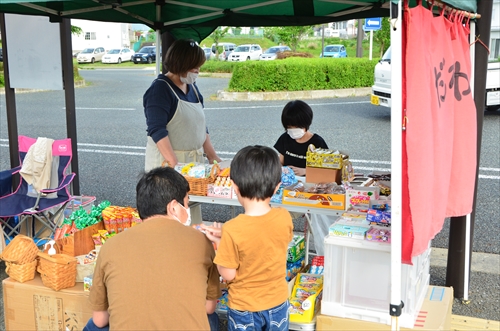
[163,39,206,75]
[230,145,281,201]
[281,100,313,131]
[136,167,190,219]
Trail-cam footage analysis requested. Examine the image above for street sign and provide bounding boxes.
[363,17,382,31]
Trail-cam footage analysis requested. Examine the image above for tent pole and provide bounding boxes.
[0,14,20,185]
[161,31,176,74]
[389,0,403,330]
[445,0,492,301]
[155,4,161,76]
[60,18,80,196]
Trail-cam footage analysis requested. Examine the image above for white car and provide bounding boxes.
[228,44,262,62]
[102,48,135,64]
[76,47,106,64]
[259,46,291,60]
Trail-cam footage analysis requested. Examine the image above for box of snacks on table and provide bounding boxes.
[282,182,345,210]
[289,273,323,323]
[207,167,232,199]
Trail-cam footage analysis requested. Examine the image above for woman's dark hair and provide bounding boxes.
[163,39,206,75]
[230,145,281,201]
[136,167,190,219]
[281,100,313,131]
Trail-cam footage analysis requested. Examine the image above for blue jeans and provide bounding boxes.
[83,313,219,331]
[83,318,109,331]
[227,301,289,331]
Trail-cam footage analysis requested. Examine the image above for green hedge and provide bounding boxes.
[200,60,239,73]
[228,57,377,92]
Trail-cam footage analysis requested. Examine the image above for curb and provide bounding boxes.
[216,87,372,101]
[0,80,86,95]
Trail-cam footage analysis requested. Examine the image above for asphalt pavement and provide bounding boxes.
[0,69,498,328]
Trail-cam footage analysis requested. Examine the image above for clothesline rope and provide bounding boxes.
[425,0,481,19]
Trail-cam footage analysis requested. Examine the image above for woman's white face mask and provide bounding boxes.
[287,128,306,140]
[180,71,198,85]
[173,203,191,226]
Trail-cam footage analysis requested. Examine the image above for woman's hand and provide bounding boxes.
[289,166,306,177]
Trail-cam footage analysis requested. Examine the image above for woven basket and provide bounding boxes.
[185,164,220,196]
[37,252,77,291]
[5,259,37,283]
[0,235,39,264]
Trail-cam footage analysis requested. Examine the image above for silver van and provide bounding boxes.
[211,43,236,61]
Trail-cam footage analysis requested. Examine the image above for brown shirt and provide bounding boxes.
[214,207,293,311]
[89,217,221,330]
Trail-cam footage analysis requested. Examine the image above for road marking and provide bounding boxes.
[204,101,370,110]
[62,107,136,111]
[1,141,498,179]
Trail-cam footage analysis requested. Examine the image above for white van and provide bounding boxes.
[371,46,500,111]
[211,43,236,61]
[371,47,392,107]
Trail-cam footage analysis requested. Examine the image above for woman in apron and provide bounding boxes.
[143,39,221,226]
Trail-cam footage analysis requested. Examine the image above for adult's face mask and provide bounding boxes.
[173,202,191,226]
[180,71,198,85]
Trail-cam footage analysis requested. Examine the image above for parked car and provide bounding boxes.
[132,46,156,64]
[212,43,236,61]
[102,48,135,64]
[0,48,3,62]
[320,44,347,58]
[202,47,212,60]
[259,45,291,60]
[76,47,106,63]
[228,44,262,62]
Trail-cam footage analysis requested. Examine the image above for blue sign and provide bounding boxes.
[364,17,382,31]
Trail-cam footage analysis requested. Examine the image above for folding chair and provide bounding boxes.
[0,136,75,242]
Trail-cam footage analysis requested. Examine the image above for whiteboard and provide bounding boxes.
[5,14,63,90]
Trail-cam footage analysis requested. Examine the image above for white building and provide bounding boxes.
[71,19,132,52]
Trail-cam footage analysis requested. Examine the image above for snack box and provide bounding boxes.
[345,186,380,209]
[289,273,324,323]
[207,183,232,199]
[329,217,370,240]
[287,235,305,262]
[282,183,345,210]
[306,149,348,169]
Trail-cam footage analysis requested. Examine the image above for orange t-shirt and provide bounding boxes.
[89,217,220,330]
[214,207,293,311]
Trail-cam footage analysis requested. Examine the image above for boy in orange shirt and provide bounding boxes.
[201,145,293,331]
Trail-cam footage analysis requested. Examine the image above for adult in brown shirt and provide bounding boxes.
[86,167,221,330]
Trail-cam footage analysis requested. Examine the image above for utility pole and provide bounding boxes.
[356,18,363,57]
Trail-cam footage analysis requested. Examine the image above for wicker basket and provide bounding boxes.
[0,235,39,264]
[185,164,220,196]
[37,252,77,291]
[5,259,37,283]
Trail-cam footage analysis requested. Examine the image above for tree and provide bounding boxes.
[210,27,230,59]
[263,26,313,51]
[374,17,391,57]
[71,25,83,36]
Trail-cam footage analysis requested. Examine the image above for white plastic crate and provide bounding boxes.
[321,235,430,328]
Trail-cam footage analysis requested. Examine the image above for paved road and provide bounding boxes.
[0,69,498,322]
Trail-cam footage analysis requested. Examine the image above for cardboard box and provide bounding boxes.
[317,286,453,330]
[306,167,341,184]
[282,183,345,210]
[306,150,348,169]
[3,275,92,331]
[289,273,323,323]
[56,221,104,256]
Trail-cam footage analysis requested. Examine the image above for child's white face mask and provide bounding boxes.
[287,128,305,140]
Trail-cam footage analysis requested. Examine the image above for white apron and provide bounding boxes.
[144,79,207,225]
[145,79,206,171]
